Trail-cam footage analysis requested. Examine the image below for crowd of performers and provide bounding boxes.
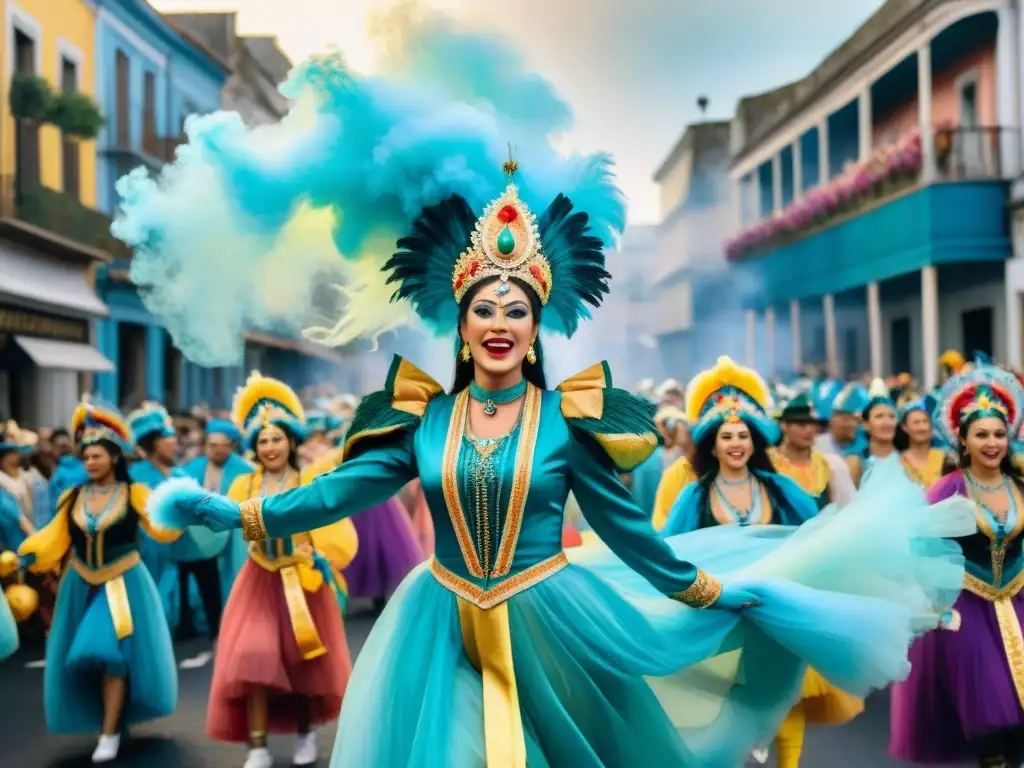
[0,377,432,765]
[0,137,1019,767]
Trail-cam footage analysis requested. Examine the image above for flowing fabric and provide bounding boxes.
[0,591,17,660]
[331,461,971,767]
[343,498,424,600]
[207,560,351,742]
[44,564,178,733]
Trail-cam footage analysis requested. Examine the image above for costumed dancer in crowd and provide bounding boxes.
[179,419,254,664]
[49,426,88,505]
[663,358,864,767]
[8,400,179,762]
[814,381,870,458]
[127,403,184,584]
[138,105,974,766]
[847,378,898,486]
[299,411,342,468]
[769,392,855,509]
[891,362,1024,767]
[896,395,956,489]
[0,422,57,642]
[166,372,356,768]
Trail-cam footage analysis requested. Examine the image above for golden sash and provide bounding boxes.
[69,553,141,640]
[458,599,526,768]
[249,544,326,660]
[964,570,1024,708]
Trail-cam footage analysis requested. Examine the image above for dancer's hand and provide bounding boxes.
[148,477,240,532]
[714,587,760,612]
[195,493,242,533]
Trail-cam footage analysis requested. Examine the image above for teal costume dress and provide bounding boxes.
[153,356,975,767]
[0,588,16,660]
[18,482,178,732]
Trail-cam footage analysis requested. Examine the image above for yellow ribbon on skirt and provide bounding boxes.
[280,565,326,660]
[105,576,134,640]
[457,598,526,768]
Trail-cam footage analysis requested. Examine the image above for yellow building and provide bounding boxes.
[0,0,115,429]
[1,0,98,205]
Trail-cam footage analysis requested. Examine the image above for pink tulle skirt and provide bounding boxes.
[207,560,352,742]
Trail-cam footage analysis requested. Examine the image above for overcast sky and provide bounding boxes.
[152,0,885,224]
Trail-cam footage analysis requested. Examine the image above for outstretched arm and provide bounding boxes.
[570,436,740,609]
[239,436,417,541]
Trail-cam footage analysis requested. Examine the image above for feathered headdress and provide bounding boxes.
[71,397,133,454]
[685,356,779,445]
[933,362,1024,447]
[232,371,306,451]
[940,349,966,373]
[384,161,612,338]
[831,382,870,416]
[127,402,175,444]
[0,421,38,454]
[811,379,844,421]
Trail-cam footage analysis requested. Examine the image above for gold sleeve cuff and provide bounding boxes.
[240,498,269,542]
[671,569,722,609]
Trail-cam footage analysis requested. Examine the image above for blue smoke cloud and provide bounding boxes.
[113,1,625,367]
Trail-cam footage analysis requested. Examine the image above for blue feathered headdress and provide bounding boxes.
[127,402,175,443]
[384,161,612,338]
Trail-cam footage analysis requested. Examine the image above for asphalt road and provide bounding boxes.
[0,604,935,767]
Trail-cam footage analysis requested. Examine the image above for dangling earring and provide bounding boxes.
[460,342,471,362]
[526,344,537,365]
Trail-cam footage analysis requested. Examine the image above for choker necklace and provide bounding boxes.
[718,471,751,487]
[470,379,528,416]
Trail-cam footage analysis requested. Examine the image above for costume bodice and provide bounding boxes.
[66,484,141,570]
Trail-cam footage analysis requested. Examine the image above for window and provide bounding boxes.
[14,29,34,73]
[60,57,80,199]
[13,31,40,190]
[143,72,157,155]
[890,318,911,376]
[961,307,993,360]
[115,51,130,146]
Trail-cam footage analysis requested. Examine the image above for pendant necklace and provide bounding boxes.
[469,379,528,417]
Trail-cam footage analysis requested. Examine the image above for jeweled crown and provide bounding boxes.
[451,163,552,305]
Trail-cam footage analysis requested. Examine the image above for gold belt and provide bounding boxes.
[964,570,1024,709]
[248,544,326,660]
[70,553,140,641]
[436,552,568,768]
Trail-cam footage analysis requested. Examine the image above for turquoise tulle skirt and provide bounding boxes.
[330,458,972,767]
[0,591,17,661]
[45,562,178,733]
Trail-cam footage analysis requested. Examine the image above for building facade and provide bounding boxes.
[91,0,230,411]
[725,0,1020,389]
[651,120,741,381]
[0,0,118,428]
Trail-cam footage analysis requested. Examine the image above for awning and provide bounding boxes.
[244,330,345,365]
[15,336,115,372]
[0,242,109,318]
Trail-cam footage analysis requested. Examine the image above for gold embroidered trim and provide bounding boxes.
[963,569,1024,601]
[493,383,541,576]
[671,569,722,608]
[994,595,1024,709]
[247,543,314,572]
[431,552,568,609]
[969,480,1024,587]
[69,552,141,586]
[441,390,485,577]
[240,498,269,542]
[768,448,830,497]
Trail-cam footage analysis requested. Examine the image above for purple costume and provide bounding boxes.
[342,497,424,600]
[890,470,1024,763]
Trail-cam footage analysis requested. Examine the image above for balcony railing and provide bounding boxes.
[0,174,130,261]
[103,134,187,172]
[726,125,1011,261]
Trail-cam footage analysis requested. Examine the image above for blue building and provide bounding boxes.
[724,3,1021,389]
[92,0,233,410]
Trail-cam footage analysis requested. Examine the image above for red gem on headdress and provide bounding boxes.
[469,261,481,276]
[529,264,547,289]
[497,205,518,224]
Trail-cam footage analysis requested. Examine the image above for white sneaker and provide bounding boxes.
[92,734,120,763]
[751,746,770,764]
[293,731,317,765]
[179,650,214,669]
[243,747,273,768]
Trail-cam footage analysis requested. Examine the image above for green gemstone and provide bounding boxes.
[497,226,515,255]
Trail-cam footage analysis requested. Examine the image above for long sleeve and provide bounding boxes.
[0,492,28,552]
[131,484,183,543]
[652,457,697,531]
[249,435,418,540]
[570,435,712,600]
[18,501,71,573]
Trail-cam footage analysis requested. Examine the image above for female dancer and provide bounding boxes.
[891,362,1024,766]
[10,400,179,763]
[662,359,864,767]
[148,159,973,767]
[182,372,357,768]
[848,378,898,486]
[895,396,955,489]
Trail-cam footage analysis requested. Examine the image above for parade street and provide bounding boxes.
[0,603,947,768]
